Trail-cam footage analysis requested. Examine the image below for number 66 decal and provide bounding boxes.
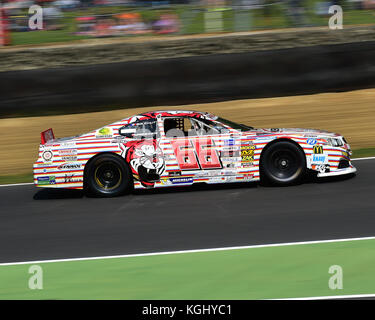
[170,138,222,170]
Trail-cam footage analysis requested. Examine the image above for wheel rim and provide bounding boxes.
[94,161,122,191]
[267,148,302,182]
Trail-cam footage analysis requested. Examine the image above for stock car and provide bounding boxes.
[33,110,356,197]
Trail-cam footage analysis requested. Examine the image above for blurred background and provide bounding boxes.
[0,0,375,45]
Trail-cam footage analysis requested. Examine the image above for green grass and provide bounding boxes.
[1,238,375,299]
[0,172,33,185]
[11,29,89,46]
[1,147,373,186]
[352,147,375,159]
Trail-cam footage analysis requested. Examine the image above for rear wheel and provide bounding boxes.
[261,141,306,186]
[85,154,132,197]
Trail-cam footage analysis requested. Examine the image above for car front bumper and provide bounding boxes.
[317,165,357,178]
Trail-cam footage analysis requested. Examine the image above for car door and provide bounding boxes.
[157,116,239,185]
[189,117,241,183]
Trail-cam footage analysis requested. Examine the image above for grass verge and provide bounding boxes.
[352,147,375,159]
[1,147,374,186]
[1,238,375,299]
[0,173,33,185]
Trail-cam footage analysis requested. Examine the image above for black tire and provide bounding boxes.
[85,153,132,197]
[260,141,306,186]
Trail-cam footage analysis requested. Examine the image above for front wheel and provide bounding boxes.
[260,141,306,186]
[85,154,132,197]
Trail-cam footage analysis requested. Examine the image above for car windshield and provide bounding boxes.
[215,117,253,131]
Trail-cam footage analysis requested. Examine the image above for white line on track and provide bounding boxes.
[352,156,375,161]
[1,236,375,266]
[0,182,34,187]
[0,156,374,188]
[273,293,375,300]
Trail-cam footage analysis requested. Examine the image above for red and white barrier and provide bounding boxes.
[0,8,11,46]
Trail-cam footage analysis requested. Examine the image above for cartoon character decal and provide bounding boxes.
[119,139,165,188]
[115,111,205,188]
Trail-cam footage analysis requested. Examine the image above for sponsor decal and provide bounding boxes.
[62,156,78,162]
[64,174,82,183]
[223,176,236,182]
[241,145,255,150]
[241,163,254,168]
[222,146,239,152]
[58,149,77,156]
[312,154,327,163]
[57,163,81,170]
[221,169,237,176]
[41,150,53,163]
[37,176,55,185]
[241,140,254,145]
[168,171,182,177]
[209,177,223,183]
[195,170,221,177]
[313,145,324,154]
[170,177,194,184]
[241,144,255,164]
[111,137,126,144]
[307,138,317,145]
[195,172,209,178]
[60,141,76,148]
[243,173,254,180]
[224,139,235,146]
[35,163,54,168]
[221,151,240,158]
[160,178,172,185]
[58,149,78,162]
[312,164,330,173]
[221,156,235,162]
[96,127,113,138]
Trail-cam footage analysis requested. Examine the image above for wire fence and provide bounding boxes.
[1,0,375,45]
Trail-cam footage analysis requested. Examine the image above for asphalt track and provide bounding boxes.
[0,159,374,263]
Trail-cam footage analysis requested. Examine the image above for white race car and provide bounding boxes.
[34,110,356,197]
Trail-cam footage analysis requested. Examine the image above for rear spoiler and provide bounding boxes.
[41,128,55,145]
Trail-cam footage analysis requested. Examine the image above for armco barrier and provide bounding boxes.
[1,40,375,117]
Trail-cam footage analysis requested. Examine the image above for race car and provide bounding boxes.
[33,110,356,197]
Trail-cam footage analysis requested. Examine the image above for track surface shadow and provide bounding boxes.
[33,188,84,200]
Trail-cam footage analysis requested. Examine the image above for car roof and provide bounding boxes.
[139,110,207,117]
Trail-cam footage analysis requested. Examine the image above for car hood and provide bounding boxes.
[250,128,341,137]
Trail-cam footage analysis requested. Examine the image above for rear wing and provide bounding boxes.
[41,128,55,145]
